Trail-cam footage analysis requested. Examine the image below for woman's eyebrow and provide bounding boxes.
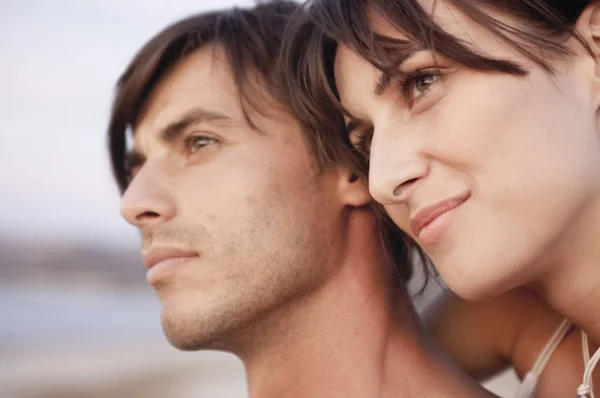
[374,73,392,95]
[372,47,427,96]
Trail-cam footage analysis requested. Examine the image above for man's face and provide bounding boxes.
[120,45,348,351]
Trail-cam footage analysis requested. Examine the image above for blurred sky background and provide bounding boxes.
[1,2,256,397]
[0,1,518,397]
[0,0,255,248]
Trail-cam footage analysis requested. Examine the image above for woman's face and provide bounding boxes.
[334,2,600,299]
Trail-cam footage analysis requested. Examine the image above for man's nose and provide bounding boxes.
[120,162,177,229]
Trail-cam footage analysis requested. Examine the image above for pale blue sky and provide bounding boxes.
[0,0,256,247]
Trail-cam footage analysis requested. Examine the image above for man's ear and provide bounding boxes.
[336,166,371,207]
[576,2,600,64]
[576,2,600,123]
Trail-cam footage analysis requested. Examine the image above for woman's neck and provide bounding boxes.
[533,199,600,342]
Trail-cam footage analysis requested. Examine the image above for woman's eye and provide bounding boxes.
[411,73,439,101]
[351,129,373,158]
[188,136,217,153]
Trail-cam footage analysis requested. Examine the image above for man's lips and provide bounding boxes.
[142,247,199,271]
[410,192,470,238]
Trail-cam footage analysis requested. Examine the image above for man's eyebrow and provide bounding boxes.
[124,107,237,176]
[160,107,238,143]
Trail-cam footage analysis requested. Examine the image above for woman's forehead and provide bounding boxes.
[353,0,525,72]
[334,44,378,111]
[367,1,488,43]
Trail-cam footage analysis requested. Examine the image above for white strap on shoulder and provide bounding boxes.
[514,318,572,398]
[576,331,599,398]
[530,318,573,377]
[514,372,538,398]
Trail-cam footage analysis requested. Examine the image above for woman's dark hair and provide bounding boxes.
[284,1,592,101]
[280,0,594,290]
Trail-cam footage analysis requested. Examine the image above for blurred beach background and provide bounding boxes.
[0,1,518,396]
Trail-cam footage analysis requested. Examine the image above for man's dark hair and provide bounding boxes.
[108,0,300,192]
[107,0,418,285]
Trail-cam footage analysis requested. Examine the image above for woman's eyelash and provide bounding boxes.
[353,129,373,158]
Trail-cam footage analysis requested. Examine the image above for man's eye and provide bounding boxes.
[187,135,217,153]
[128,167,140,180]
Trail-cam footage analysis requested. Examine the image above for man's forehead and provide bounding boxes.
[127,41,292,153]
[132,47,243,140]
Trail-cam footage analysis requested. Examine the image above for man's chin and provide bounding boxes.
[159,304,243,352]
[164,333,207,351]
[161,312,210,351]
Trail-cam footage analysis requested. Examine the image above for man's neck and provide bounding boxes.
[534,199,600,342]
[238,214,492,398]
